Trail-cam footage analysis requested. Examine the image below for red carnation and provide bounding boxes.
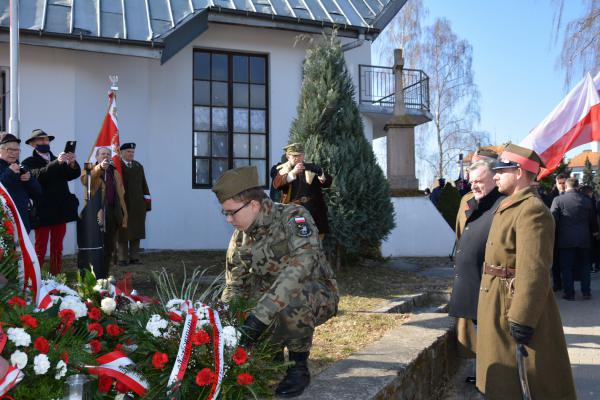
[237,372,254,385]
[152,352,169,370]
[89,339,102,354]
[4,219,13,235]
[98,375,113,393]
[195,368,214,386]
[114,343,123,352]
[232,347,248,366]
[59,309,76,324]
[61,351,69,364]
[7,296,26,307]
[167,312,183,322]
[106,324,123,337]
[87,323,104,337]
[88,307,101,320]
[115,381,129,394]
[34,337,50,354]
[21,315,38,329]
[192,330,210,346]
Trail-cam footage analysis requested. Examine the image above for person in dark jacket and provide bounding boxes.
[22,129,80,275]
[547,173,568,290]
[579,185,600,273]
[449,150,504,382]
[273,143,332,238]
[0,133,42,233]
[551,177,598,300]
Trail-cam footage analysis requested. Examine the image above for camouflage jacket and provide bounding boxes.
[222,198,338,325]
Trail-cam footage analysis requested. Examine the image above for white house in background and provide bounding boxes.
[0,0,448,256]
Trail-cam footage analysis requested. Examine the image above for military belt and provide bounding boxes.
[483,262,516,278]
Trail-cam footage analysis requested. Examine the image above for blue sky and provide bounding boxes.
[372,0,592,185]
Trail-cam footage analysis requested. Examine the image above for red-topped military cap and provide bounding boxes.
[493,143,545,174]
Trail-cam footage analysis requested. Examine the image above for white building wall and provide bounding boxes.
[0,24,376,253]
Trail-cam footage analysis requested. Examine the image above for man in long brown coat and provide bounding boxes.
[477,143,576,399]
[117,143,151,265]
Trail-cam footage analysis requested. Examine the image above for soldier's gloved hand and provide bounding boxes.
[312,165,323,176]
[509,322,534,345]
[240,314,268,347]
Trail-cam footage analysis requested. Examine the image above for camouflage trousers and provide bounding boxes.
[268,280,339,352]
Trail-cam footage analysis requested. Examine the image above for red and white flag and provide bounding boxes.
[520,71,600,179]
[88,89,122,176]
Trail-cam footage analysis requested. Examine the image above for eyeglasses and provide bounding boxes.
[221,201,251,217]
[2,148,20,153]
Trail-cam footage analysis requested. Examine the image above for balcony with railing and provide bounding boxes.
[358,65,431,125]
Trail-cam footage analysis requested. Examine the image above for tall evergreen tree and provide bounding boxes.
[289,33,395,258]
[594,160,600,194]
[582,156,594,186]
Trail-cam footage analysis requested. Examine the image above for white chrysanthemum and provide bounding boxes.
[59,296,87,319]
[10,350,28,369]
[222,326,240,348]
[146,314,169,338]
[55,360,67,380]
[34,354,51,375]
[129,301,146,312]
[7,327,31,347]
[101,297,117,315]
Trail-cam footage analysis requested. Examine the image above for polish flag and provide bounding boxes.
[88,89,122,176]
[520,71,600,179]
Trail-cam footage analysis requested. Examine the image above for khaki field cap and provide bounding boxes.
[493,143,545,174]
[284,143,304,155]
[472,148,499,162]
[212,165,261,203]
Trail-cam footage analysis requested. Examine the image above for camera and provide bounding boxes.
[19,165,29,176]
[303,163,323,175]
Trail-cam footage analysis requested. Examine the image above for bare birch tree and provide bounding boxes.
[552,0,600,87]
[419,18,484,180]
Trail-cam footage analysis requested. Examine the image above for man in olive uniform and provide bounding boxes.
[117,143,151,266]
[273,143,332,238]
[476,143,576,400]
[449,149,504,382]
[212,165,339,398]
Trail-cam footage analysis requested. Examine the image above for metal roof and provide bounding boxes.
[0,0,406,62]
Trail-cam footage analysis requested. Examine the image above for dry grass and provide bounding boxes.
[63,251,453,376]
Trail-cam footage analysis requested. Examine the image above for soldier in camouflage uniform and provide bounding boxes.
[212,165,339,398]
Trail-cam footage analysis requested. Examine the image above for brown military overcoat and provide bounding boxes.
[476,187,576,400]
[118,159,150,240]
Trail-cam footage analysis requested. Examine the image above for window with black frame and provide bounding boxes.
[192,50,269,188]
[0,70,6,132]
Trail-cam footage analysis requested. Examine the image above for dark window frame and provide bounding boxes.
[192,49,270,189]
[0,70,6,132]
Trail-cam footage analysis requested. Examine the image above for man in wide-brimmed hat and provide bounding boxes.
[22,129,80,274]
[212,165,339,398]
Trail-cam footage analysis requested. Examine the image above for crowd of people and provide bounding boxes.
[0,130,151,279]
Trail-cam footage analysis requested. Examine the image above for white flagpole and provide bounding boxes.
[8,0,20,138]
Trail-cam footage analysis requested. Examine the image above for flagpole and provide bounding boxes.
[8,0,20,138]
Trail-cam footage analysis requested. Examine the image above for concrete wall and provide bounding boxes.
[381,197,455,257]
[0,24,374,254]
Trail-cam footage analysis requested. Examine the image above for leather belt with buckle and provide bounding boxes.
[483,262,515,278]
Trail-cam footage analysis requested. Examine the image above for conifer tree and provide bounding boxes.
[436,183,461,231]
[289,33,395,258]
[582,156,594,186]
[594,161,600,194]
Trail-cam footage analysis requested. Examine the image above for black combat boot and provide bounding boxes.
[275,351,310,398]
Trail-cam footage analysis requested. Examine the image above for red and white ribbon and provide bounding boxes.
[0,184,42,306]
[88,351,148,395]
[206,306,224,400]
[167,302,198,388]
[0,366,24,397]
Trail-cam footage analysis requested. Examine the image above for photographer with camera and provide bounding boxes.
[273,143,332,239]
[80,147,127,278]
[21,129,80,275]
[0,133,42,233]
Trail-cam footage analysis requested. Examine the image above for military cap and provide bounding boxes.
[0,133,21,145]
[283,143,304,155]
[212,165,261,203]
[25,129,55,145]
[492,143,545,174]
[472,148,498,162]
[121,143,136,150]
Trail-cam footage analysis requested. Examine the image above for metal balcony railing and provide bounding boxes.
[358,65,430,112]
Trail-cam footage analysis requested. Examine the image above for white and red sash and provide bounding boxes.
[88,351,148,395]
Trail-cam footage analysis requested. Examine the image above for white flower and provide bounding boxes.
[129,301,146,312]
[7,327,31,347]
[55,360,67,380]
[34,354,51,375]
[166,299,185,312]
[10,350,28,369]
[59,296,87,319]
[146,314,169,338]
[101,297,117,315]
[222,326,240,348]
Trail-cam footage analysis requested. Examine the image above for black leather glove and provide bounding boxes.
[313,165,323,176]
[510,322,534,345]
[240,314,268,347]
